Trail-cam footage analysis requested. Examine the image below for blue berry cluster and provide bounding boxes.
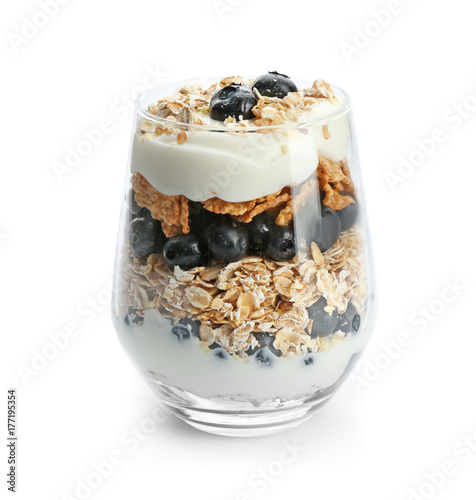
[308,298,361,338]
[162,297,361,367]
[210,72,298,122]
[163,207,297,271]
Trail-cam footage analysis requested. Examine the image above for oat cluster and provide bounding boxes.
[119,228,366,358]
[203,188,292,223]
[317,154,355,211]
[132,173,190,237]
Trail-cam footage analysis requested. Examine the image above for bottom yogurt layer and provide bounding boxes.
[113,308,372,401]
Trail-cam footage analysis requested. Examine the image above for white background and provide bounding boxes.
[2,0,476,499]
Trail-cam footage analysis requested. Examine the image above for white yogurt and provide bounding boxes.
[113,309,371,401]
[130,95,350,203]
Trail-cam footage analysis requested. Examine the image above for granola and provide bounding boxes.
[317,154,355,211]
[119,228,367,359]
[132,172,190,237]
[198,153,357,226]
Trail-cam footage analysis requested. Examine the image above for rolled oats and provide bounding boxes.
[119,227,366,358]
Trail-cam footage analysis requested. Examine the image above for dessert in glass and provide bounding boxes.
[112,72,376,436]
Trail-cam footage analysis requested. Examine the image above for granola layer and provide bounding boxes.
[119,228,367,359]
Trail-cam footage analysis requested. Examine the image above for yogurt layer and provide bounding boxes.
[113,308,371,401]
[130,83,350,203]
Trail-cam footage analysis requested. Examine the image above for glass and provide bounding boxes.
[111,78,376,436]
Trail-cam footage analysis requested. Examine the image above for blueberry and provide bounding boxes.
[157,225,166,252]
[303,356,314,366]
[138,206,153,219]
[213,349,229,360]
[312,205,341,253]
[178,317,201,338]
[245,343,260,357]
[126,189,152,222]
[209,343,233,358]
[334,315,351,335]
[126,188,141,215]
[246,332,282,358]
[247,212,274,255]
[188,202,218,232]
[127,206,153,224]
[308,298,339,338]
[266,225,296,261]
[252,71,298,99]
[335,303,361,335]
[207,220,249,263]
[163,234,206,270]
[171,323,191,341]
[255,350,272,367]
[210,84,258,121]
[337,202,359,231]
[344,302,358,320]
[125,308,143,326]
[129,217,163,259]
[346,303,361,334]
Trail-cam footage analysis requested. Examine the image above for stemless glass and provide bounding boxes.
[112,78,376,436]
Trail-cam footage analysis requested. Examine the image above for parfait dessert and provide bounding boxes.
[112,72,375,436]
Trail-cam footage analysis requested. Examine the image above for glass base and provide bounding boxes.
[147,380,333,437]
[143,353,361,437]
[166,399,331,437]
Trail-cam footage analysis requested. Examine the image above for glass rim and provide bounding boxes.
[134,78,352,132]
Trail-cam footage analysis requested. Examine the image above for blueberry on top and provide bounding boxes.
[210,84,258,121]
[252,71,298,99]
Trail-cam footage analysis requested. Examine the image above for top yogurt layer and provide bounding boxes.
[131,76,350,203]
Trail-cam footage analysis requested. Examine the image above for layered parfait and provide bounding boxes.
[113,72,371,402]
